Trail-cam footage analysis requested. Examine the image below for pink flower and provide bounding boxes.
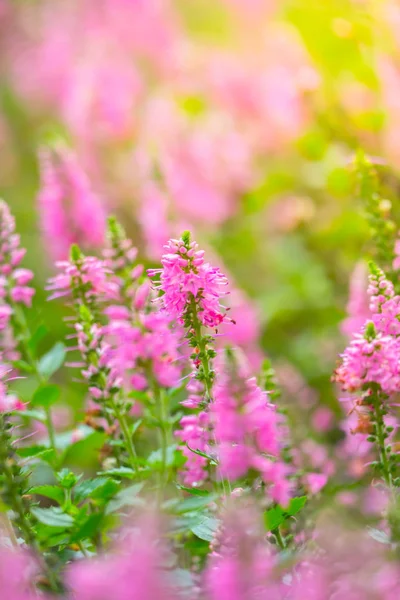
[47,256,118,301]
[37,146,106,260]
[149,235,230,328]
[305,472,328,495]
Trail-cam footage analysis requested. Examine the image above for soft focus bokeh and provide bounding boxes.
[0,0,399,423]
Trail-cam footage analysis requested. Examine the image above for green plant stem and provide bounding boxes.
[0,418,61,593]
[111,398,138,473]
[11,304,58,457]
[274,527,286,550]
[190,299,213,402]
[372,394,393,488]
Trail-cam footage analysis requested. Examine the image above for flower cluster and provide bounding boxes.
[149,234,230,328]
[335,266,400,395]
[37,147,106,261]
[0,201,35,316]
[211,357,291,505]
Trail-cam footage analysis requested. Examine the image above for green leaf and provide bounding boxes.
[38,343,66,379]
[264,506,285,531]
[74,478,118,504]
[28,324,48,354]
[11,360,34,373]
[174,494,217,514]
[106,483,145,514]
[286,496,307,517]
[71,512,104,543]
[147,445,185,470]
[175,484,209,496]
[17,446,57,464]
[32,385,60,408]
[29,485,64,505]
[103,467,137,479]
[190,515,219,542]
[18,410,47,423]
[31,506,74,528]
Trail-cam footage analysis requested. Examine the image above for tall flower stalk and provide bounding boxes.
[48,244,139,472]
[149,232,230,487]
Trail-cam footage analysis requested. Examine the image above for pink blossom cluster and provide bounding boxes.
[0,365,23,413]
[0,200,35,314]
[47,256,118,302]
[335,269,400,395]
[0,201,34,365]
[175,378,211,486]
[211,367,291,505]
[101,225,184,394]
[67,522,177,600]
[104,307,183,392]
[149,236,229,328]
[37,147,106,261]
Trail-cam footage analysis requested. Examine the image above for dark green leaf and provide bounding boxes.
[28,324,48,354]
[74,478,118,504]
[71,512,104,543]
[38,343,66,379]
[264,506,285,531]
[286,496,307,517]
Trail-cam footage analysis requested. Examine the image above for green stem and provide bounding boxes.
[372,393,393,488]
[0,418,61,593]
[190,299,213,402]
[111,399,138,473]
[274,527,286,550]
[11,304,58,457]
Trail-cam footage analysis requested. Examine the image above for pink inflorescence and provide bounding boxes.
[0,201,35,364]
[37,147,106,261]
[211,364,291,505]
[148,235,230,328]
[0,365,24,413]
[335,267,400,396]
[47,256,119,302]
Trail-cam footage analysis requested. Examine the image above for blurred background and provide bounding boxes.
[0,0,399,435]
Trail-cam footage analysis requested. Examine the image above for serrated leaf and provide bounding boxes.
[38,343,66,379]
[32,385,60,408]
[29,485,64,505]
[105,483,144,514]
[264,506,285,531]
[31,506,74,528]
[190,515,219,542]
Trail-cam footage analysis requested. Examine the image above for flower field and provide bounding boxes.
[1,1,400,598]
